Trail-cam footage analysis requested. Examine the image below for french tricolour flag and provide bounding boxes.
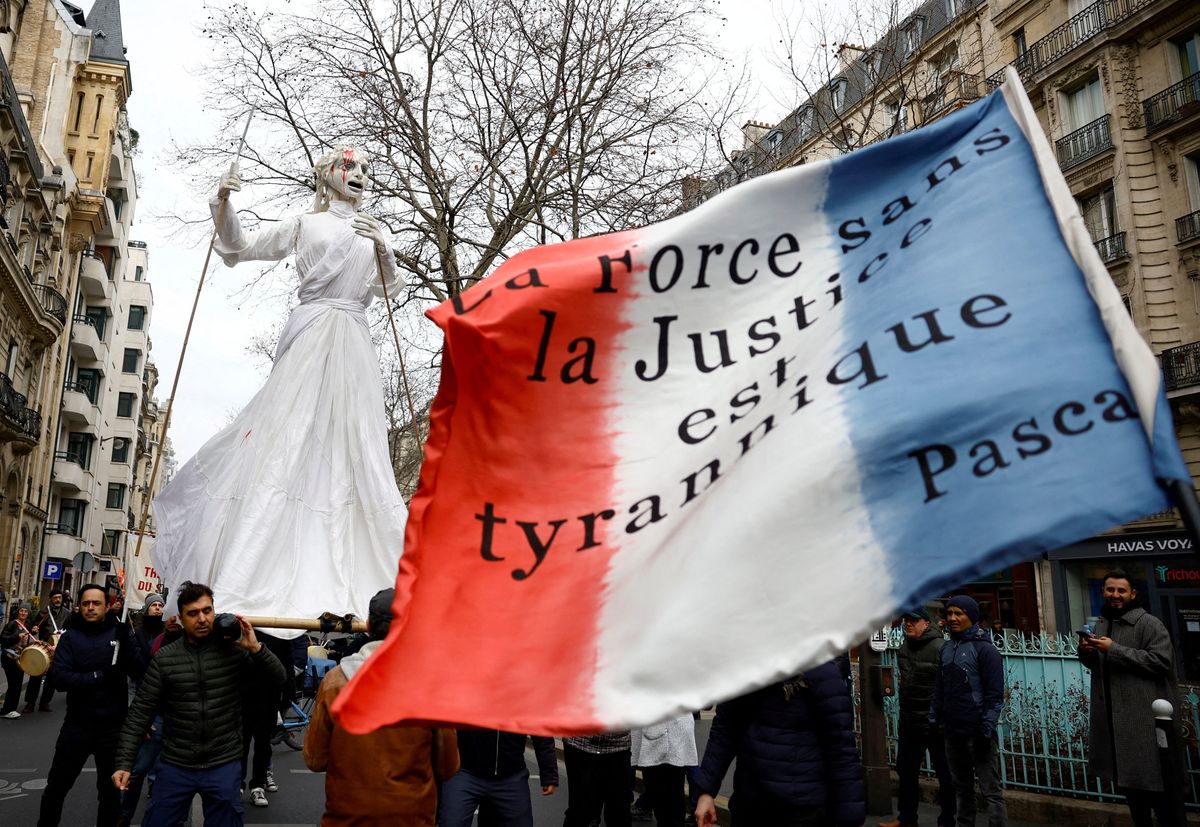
[334,71,1190,735]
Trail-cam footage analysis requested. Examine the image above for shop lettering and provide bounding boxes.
[1108,538,1193,554]
[1156,565,1200,582]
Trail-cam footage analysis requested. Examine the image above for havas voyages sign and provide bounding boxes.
[335,73,1190,735]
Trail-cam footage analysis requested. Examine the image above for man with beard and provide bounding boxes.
[37,584,146,827]
[1080,570,1183,825]
[25,589,71,713]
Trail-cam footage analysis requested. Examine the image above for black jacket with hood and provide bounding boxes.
[50,611,146,726]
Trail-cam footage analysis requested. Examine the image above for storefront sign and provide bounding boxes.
[1155,565,1200,584]
[1048,532,1193,561]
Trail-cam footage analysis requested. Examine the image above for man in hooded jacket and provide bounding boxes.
[37,584,146,827]
[930,595,1006,827]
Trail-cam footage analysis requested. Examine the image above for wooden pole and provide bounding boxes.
[241,614,368,633]
[373,246,418,424]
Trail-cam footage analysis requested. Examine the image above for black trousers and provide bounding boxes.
[1,654,23,713]
[37,720,120,827]
[729,796,826,827]
[1121,786,1181,827]
[241,700,275,789]
[641,764,685,827]
[562,745,632,827]
[897,723,955,826]
[24,671,55,707]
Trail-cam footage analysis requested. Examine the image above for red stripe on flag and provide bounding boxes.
[334,231,640,735]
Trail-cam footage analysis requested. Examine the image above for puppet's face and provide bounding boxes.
[325,149,369,206]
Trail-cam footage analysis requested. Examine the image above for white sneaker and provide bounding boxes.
[3,711,20,719]
[250,787,268,808]
[264,770,278,792]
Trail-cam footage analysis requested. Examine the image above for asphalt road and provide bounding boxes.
[0,681,1042,826]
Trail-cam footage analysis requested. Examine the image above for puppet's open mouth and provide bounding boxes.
[347,180,364,192]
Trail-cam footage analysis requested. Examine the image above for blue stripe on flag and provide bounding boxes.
[821,90,1187,608]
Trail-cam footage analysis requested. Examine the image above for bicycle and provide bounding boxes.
[271,657,335,751]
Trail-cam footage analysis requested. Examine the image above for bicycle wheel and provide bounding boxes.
[283,726,304,751]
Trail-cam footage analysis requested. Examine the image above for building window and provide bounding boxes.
[122,348,140,373]
[945,0,959,17]
[829,79,848,112]
[1078,183,1118,242]
[5,341,16,376]
[134,265,144,282]
[59,498,86,535]
[117,391,135,417]
[886,99,909,134]
[1186,152,1200,210]
[77,368,100,403]
[798,106,815,136]
[1013,28,1027,57]
[92,94,103,135]
[102,529,122,557]
[72,92,84,132]
[1176,30,1200,80]
[111,437,129,463]
[85,153,94,180]
[904,17,925,57]
[128,305,146,330]
[106,482,125,510]
[85,306,106,339]
[67,431,93,469]
[1064,76,1104,131]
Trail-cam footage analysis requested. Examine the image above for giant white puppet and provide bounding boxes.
[152,148,408,635]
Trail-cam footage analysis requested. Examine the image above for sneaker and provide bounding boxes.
[2,710,19,719]
[264,770,278,792]
[249,787,268,808]
[631,805,653,822]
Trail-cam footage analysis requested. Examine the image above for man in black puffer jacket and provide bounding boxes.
[881,608,954,827]
[37,583,146,827]
[112,582,285,827]
[439,729,559,826]
[693,656,865,827]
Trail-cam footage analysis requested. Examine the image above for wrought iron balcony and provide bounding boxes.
[1144,71,1200,135]
[1179,210,1200,244]
[988,0,1155,89]
[1163,341,1200,392]
[0,371,40,445]
[32,283,66,325]
[64,378,98,404]
[922,72,981,120]
[1093,231,1127,263]
[1056,115,1112,170]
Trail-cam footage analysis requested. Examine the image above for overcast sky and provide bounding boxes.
[111,0,797,464]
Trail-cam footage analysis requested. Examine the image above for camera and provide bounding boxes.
[213,612,242,644]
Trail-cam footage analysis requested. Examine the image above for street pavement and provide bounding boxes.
[0,687,1048,826]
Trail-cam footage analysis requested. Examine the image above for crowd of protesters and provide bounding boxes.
[0,575,1188,826]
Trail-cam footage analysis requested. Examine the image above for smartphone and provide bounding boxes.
[1076,628,1095,640]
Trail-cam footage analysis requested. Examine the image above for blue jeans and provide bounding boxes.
[439,768,534,827]
[119,715,164,819]
[143,759,244,827]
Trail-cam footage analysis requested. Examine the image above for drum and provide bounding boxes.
[18,641,53,677]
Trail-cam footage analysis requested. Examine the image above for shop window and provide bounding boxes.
[111,437,129,464]
[106,482,125,510]
[122,348,140,374]
[117,391,135,418]
[128,305,145,330]
[59,498,86,536]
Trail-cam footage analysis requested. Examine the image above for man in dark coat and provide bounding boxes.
[112,581,285,827]
[438,729,558,826]
[931,595,1006,827]
[692,656,865,827]
[1079,569,1182,826]
[880,607,954,827]
[37,583,146,827]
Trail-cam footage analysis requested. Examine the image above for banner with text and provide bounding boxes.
[335,73,1190,734]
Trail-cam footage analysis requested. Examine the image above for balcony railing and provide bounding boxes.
[1179,210,1200,244]
[987,0,1156,89]
[1056,115,1112,170]
[1145,71,1200,135]
[1093,231,1127,263]
[1163,342,1200,392]
[64,379,97,404]
[53,449,83,466]
[923,71,981,120]
[0,371,40,442]
[32,283,66,325]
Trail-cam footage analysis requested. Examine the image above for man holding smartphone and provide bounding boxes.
[1079,570,1182,826]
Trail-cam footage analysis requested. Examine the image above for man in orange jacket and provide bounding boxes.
[304,588,459,826]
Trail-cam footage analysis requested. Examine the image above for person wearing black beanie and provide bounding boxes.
[930,595,1007,825]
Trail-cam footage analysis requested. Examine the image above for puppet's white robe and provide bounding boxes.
[152,198,407,635]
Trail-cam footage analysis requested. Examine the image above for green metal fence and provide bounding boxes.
[855,629,1199,804]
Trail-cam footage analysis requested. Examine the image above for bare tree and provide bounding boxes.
[185,0,734,305]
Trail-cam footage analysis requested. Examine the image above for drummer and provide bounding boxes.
[25,589,70,714]
[1,602,34,718]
